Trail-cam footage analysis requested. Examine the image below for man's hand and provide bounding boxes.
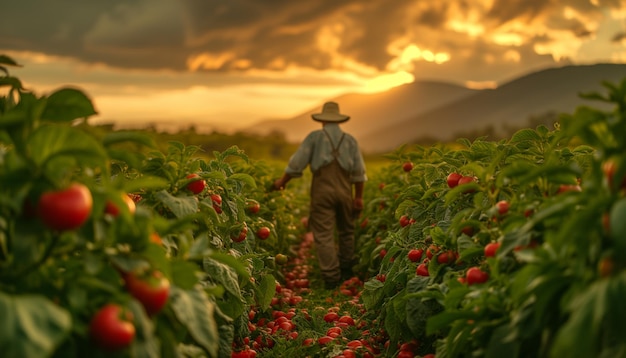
[353,197,364,212]
[271,173,292,191]
[271,179,284,191]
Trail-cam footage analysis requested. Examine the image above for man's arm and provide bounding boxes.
[272,173,293,191]
[353,181,364,212]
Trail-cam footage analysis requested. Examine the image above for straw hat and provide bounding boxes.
[311,101,350,123]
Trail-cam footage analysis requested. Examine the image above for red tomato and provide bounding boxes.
[150,232,163,246]
[402,161,414,172]
[397,350,415,358]
[399,340,419,352]
[598,256,614,278]
[495,200,509,215]
[232,349,257,358]
[38,183,93,231]
[105,193,136,217]
[211,193,223,213]
[407,249,423,262]
[338,315,355,326]
[256,226,271,240]
[318,336,334,345]
[246,200,260,214]
[426,245,439,260]
[399,215,411,227]
[437,250,456,265]
[210,193,222,206]
[484,242,501,257]
[89,303,135,351]
[123,270,170,315]
[185,173,207,194]
[466,267,489,285]
[323,312,339,322]
[557,184,582,194]
[327,326,342,337]
[458,176,476,193]
[379,249,387,258]
[232,226,248,242]
[447,172,462,188]
[416,263,429,276]
[376,273,386,282]
[460,225,475,236]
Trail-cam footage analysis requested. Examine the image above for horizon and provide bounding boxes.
[1,1,625,133]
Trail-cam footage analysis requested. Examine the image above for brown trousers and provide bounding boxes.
[309,159,355,283]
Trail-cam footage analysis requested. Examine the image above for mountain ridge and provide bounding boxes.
[244,63,626,153]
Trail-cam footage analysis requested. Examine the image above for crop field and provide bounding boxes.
[1,54,626,358]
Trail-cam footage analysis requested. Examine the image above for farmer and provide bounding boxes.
[272,101,367,289]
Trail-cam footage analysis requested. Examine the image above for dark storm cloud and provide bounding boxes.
[0,0,623,82]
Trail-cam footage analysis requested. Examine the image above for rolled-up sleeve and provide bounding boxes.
[350,148,367,183]
[285,133,315,178]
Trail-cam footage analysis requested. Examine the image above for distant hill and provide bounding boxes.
[245,81,478,145]
[245,63,626,154]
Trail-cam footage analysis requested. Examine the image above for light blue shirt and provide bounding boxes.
[285,123,367,183]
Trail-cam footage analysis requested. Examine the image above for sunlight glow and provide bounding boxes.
[492,32,524,47]
[448,19,485,37]
[504,50,521,62]
[534,31,583,60]
[360,71,415,93]
[387,44,450,73]
[465,80,497,89]
[187,52,235,71]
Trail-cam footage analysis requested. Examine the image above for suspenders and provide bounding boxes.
[323,129,346,159]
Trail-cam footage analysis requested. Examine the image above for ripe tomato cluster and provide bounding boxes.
[89,269,171,350]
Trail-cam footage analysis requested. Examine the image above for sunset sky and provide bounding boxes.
[1,0,625,133]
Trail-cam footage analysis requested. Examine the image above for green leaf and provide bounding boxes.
[121,176,169,193]
[41,87,97,121]
[227,173,257,189]
[510,128,541,143]
[426,310,476,334]
[0,292,71,358]
[208,252,250,281]
[485,324,520,358]
[0,104,29,128]
[170,287,219,357]
[0,54,20,67]
[171,259,202,290]
[27,124,107,169]
[154,190,199,218]
[0,76,23,90]
[202,256,244,302]
[103,130,156,148]
[256,274,277,310]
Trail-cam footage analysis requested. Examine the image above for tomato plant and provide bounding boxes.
[0,54,306,358]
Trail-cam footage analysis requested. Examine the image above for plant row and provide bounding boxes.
[0,54,306,357]
[354,78,626,358]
